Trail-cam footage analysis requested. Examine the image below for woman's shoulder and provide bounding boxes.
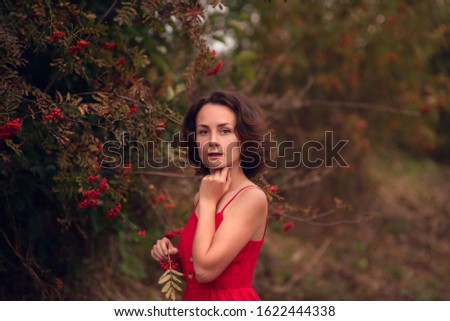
[228,183,268,214]
[237,184,267,204]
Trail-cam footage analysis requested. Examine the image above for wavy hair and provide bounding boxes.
[181,90,269,179]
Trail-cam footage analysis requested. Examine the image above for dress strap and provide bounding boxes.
[218,185,257,214]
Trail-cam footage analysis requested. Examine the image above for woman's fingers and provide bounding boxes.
[168,247,179,256]
[151,237,178,261]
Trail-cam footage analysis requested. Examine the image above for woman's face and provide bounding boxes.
[195,103,241,170]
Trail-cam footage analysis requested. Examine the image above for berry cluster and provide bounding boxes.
[159,259,179,271]
[78,189,100,209]
[206,60,223,76]
[78,177,108,209]
[0,118,21,140]
[164,228,183,240]
[49,31,66,42]
[70,40,90,54]
[103,42,115,50]
[88,175,98,183]
[106,202,122,220]
[98,177,108,192]
[205,48,223,76]
[43,108,63,122]
[150,193,174,210]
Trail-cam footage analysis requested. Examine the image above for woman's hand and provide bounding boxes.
[150,237,179,262]
[199,167,232,205]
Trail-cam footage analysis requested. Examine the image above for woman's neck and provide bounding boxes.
[209,165,251,191]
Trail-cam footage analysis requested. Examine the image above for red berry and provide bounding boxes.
[283,221,294,232]
[106,202,121,219]
[421,103,432,114]
[206,60,223,76]
[388,52,398,63]
[103,42,116,50]
[98,178,108,192]
[116,56,126,67]
[88,175,98,183]
[155,194,166,203]
[340,35,352,46]
[164,228,184,240]
[164,203,175,210]
[356,119,368,131]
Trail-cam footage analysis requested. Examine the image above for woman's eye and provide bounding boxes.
[222,129,231,134]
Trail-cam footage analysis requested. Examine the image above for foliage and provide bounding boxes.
[202,0,450,204]
[2,0,450,301]
[158,255,184,301]
[0,0,218,299]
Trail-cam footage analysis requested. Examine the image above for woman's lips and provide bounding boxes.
[208,153,223,158]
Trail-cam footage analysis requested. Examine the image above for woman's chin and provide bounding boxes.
[207,162,224,169]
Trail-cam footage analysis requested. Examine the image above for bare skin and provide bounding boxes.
[151,103,268,283]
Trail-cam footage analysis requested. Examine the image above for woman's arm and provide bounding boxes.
[192,186,267,283]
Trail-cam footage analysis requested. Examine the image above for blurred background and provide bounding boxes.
[1,0,449,300]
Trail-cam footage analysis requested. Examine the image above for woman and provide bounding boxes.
[151,90,270,300]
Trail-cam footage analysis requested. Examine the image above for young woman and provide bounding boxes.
[151,90,270,300]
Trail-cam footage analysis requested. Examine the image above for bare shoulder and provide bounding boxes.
[230,185,268,214]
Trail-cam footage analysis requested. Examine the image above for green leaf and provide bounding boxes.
[241,65,255,81]
[235,50,257,65]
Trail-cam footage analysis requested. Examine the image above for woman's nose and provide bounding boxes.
[209,131,219,145]
[208,139,219,148]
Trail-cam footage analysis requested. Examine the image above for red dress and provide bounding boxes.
[177,185,268,301]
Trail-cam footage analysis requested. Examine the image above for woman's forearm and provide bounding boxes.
[192,199,217,270]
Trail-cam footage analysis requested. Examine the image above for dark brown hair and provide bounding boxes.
[181,90,269,179]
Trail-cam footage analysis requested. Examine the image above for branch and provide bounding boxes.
[272,237,333,293]
[0,229,60,299]
[282,210,376,227]
[302,99,421,116]
[254,94,421,117]
[129,170,200,179]
[44,0,121,93]
[279,167,335,189]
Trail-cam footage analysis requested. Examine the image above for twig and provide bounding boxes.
[255,94,421,117]
[298,77,314,99]
[282,211,375,227]
[302,99,421,116]
[279,167,335,189]
[44,0,121,93]
[272,237,333,293]
[130,170,200,179]
[0,229,60,299]
[97,0,120,25]
[245,38,298,93]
